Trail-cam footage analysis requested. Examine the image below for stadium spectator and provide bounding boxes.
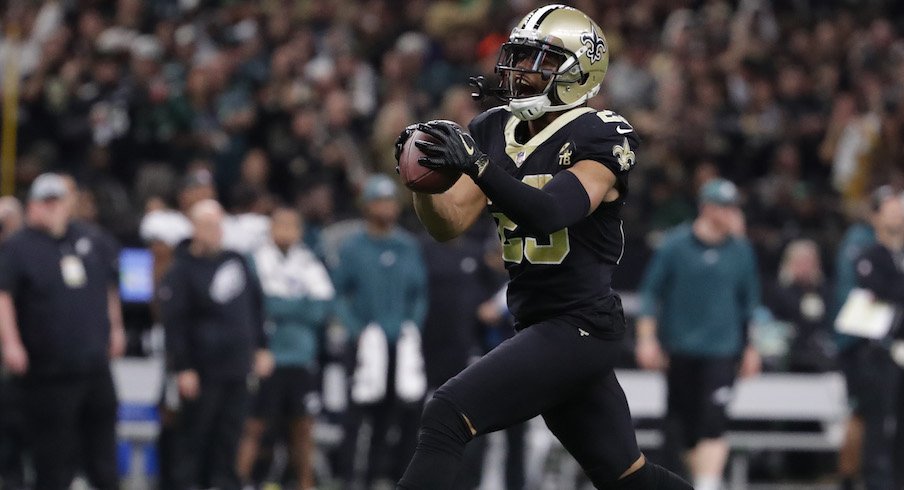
[0,197,23,242]
[0,173,123,490]
[158,199,273,490]
[296,177,337,253]
[766,239,834,372]
[222,184,272,254]
[1,0,899,288]
[843,187,904,490]
[332,175,428,488]
[237,205,335,489]
[636,178,762,489]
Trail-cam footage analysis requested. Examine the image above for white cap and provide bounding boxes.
[28,173,69,201]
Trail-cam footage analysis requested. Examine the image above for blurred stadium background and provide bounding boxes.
[1,0,904,488]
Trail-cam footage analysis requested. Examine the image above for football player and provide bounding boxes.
[394,5,691,490]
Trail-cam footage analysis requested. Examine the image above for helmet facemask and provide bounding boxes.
[495,36,588,121]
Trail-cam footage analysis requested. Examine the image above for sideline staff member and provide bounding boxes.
[636,179,761,490]
[160,199,272,490]
[0,173,124,490]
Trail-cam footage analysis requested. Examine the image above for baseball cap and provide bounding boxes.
[699,178,740,207]
[361,174,398,202]
[28,173,69,201]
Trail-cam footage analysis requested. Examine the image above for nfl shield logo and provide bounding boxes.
[516,151,526,164]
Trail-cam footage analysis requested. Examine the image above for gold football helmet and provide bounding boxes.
[495,5,609,121]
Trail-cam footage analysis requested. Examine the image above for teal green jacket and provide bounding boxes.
[832,222,875,351]
[332,228,428,342]
[250,244,335,368]
[640,224,761,357]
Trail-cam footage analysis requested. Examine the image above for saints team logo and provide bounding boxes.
[580,25,607,64]
[558,142,573,166]
[612,137,635,171]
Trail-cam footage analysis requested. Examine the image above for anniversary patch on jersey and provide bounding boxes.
[558,142,573,166]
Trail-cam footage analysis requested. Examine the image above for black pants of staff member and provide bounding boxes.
[21,368,118,490]
[0,373,26,489]
[340,348,422,486]
[176,377,249,490]
[841,342,902,490]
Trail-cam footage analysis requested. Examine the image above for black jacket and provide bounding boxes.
[159,241,266,380]
[0,221,119,377]
[855,243,904,338]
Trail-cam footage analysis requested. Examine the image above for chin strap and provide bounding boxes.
[509,94,552,121]
[509,84,601,121]
[470,73,602,122]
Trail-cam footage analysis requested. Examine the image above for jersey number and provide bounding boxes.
[492,174,570,265]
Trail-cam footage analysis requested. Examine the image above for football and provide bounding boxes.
[398,128,462,194]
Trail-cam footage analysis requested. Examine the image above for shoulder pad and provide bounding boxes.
[569,110,640,175]
[592,110,636,138]
[468,106,508,134]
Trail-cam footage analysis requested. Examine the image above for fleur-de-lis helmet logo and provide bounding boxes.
[580,24,607,64]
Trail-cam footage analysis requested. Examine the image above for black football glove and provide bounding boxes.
[415,121,489,178]
[394,123,420,174]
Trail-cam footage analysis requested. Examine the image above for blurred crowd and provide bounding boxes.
[3,0,904,284]
[3,0,904,488]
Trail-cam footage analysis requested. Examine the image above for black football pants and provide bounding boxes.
[21,369,118,490]
[403,318,641,488]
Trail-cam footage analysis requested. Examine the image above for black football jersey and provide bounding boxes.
[468,106,639,336]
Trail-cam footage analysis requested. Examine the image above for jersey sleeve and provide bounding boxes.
[101,230,122,286]
[738,239,762,323]
[159,263,194,372]
[571,110,641,177]
[0,241,22,295]
[855,246,904,304]
[241,255,268,349]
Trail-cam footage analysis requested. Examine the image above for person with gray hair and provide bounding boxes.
[158,199,273,490]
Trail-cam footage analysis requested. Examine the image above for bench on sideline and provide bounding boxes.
[527,370,848,489]
[112,361,849,489]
